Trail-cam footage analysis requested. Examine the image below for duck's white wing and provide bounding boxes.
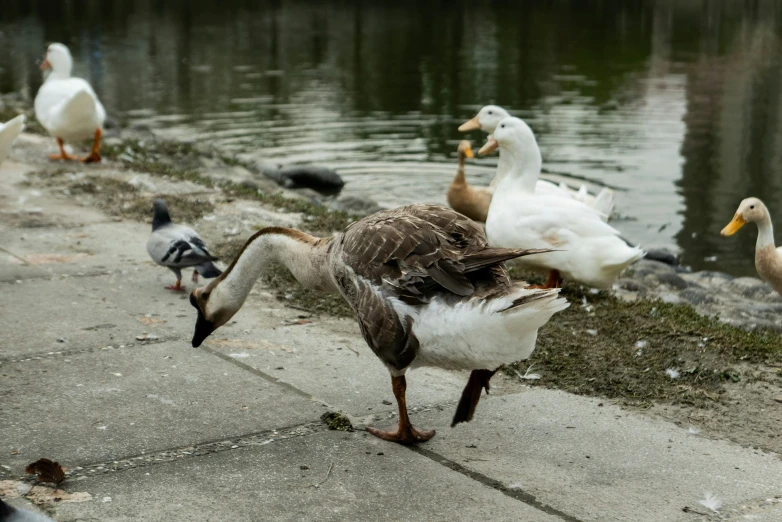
[0,114,25,166]
[146,224,217,268]
[535,179,614,221]
[487,195,643,288]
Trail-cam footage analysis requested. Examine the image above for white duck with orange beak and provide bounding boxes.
[34,43,105,162]
[721,197,782,296]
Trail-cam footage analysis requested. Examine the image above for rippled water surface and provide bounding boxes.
[3,1,782,276]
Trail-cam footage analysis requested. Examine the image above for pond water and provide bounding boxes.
[2,0,782,277]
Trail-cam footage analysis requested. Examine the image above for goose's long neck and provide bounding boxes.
[756,214,776,250]
[453,152,467,186]
[218,228,336,308]
[495,142,541,194]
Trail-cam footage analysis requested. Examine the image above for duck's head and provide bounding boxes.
[459,105,510,134]
[456,140,474,159]
[189,277,240,347]
[478,116,537,156]
[722,197,769,236]
[40,43,72,75]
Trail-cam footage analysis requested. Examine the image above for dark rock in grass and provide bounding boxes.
[680,287,713,305]
[616,279,647,292]
[656,272,688,290]
[645,248,678,265]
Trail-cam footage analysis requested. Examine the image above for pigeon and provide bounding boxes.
[0,499,55,522]
[146,199,222,291]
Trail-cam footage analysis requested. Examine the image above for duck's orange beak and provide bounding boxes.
[40,57,51,71]
[478,137,498,155]
[721,214,746,236]
[463,144,474,158]
[459,116,481,132]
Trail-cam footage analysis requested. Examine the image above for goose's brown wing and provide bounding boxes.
[333,204,550,371]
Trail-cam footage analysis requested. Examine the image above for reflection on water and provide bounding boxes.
[2,0,782,276]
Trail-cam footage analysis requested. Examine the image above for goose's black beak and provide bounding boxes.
[192,313,215,347]
[190,292,215,347]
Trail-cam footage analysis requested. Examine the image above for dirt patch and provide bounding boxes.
[28,169,215,224]
[320,411,353,432]
[103,139,353,235]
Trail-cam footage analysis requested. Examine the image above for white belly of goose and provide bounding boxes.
[400,288,568,371]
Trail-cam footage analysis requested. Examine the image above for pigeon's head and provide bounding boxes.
[152,199,172,230]
[41,43,72,75]
[189,276,240,348]
[458,105,510,134]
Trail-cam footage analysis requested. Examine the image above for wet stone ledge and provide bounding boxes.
[616,257,782,333]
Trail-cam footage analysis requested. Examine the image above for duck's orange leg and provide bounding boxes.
[529,269,563,289]
[367,375,436,445]
[48,138,77,161]
[81,128,102,163]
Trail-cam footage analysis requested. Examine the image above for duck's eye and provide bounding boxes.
[500,124,505,128]
[488,111,493,115]
[750,205,755,209]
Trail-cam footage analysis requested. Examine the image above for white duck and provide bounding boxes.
[188,204,568,444]
[460,105,614,218]
[35,43,105,163]
[482,117,644,289]
[721,197,782,296]
[0,114,25,167]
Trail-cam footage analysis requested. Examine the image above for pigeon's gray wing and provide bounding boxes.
[146,224,218,269]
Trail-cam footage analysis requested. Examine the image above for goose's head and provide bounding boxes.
[721,197,769,236]
[40,43,73,75]
[478,116,538,156]
[459,105,510,134]
[456,140,474,159]
[189,277,241,347]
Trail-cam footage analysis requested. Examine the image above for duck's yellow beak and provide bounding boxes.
[478,137,498,155]
[721,214,747,236]
[463,144,474,158]
[459,116,481,132]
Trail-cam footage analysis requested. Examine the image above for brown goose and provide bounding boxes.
[447,140,493,222]
[188,204,568,444]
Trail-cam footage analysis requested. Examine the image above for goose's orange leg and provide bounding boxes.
[48,138,77,161]
[367,375,435,444]
[81,128,102,163]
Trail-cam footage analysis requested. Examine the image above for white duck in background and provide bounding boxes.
[188,204,568,444]
[482,117,643,289]
[721,197,782,297]
[0,114,25,167]
[146,199,222,291]
[35,43,105,163]
[459,105,614,219]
